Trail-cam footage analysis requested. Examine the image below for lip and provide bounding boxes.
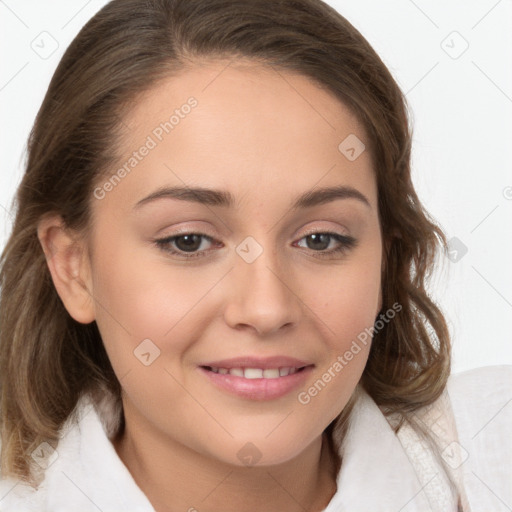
[198,356,314,401]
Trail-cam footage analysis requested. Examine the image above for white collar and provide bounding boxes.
[1,387,459,511]
[325,388,458,511]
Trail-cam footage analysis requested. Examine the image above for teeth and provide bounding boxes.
[208,366,301,378]
[244,368,263,379]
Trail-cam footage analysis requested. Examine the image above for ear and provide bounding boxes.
[37,215,95,324]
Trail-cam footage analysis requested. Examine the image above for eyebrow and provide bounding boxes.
[133,184,371,210]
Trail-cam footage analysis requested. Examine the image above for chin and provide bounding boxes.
[201,432,317,469]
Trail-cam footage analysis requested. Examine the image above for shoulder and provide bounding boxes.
[447,364,512,432]
[0,393,112,511]
[447,364,512,395]
[0,442,46,511]
[446,365,512,510]
[2,392,154,511]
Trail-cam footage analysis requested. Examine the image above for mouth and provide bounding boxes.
[198,359,314,401]
[201,365,309,379]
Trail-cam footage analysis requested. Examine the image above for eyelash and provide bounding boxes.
[154,231,357,260]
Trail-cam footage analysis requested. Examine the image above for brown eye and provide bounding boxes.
[155,233,218,258]
[304,233,331,251]
[173,234,204,252]
[294,232,357,257]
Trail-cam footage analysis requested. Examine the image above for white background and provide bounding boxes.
[1,0,511,373]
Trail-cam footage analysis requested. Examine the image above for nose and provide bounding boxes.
[223,243,303,337]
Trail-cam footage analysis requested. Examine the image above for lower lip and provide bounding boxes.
[198,366,314,401]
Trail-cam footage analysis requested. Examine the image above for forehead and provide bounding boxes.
[101,59,375,210]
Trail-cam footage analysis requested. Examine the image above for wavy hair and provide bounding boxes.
[0,0,451,487]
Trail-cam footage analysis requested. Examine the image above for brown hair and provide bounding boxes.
[0,0,450,487]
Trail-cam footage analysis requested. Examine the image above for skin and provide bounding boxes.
[38,59,383,512]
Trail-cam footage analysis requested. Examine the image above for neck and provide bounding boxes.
[112,401,339,512]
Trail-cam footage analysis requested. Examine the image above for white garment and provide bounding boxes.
[0,365,510,511]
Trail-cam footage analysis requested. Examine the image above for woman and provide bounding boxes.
[0,0,510,510]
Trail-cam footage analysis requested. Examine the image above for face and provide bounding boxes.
[85,59,382,466]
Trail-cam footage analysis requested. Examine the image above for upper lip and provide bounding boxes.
[200,356,313,370]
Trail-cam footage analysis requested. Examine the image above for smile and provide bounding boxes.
[205,366,303,378]
[198,364,314,401]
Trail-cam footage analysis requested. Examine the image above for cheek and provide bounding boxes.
[297,248,381,416]
[330,267,381,342]
[89,235,207,372]
[310,246,382,346]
